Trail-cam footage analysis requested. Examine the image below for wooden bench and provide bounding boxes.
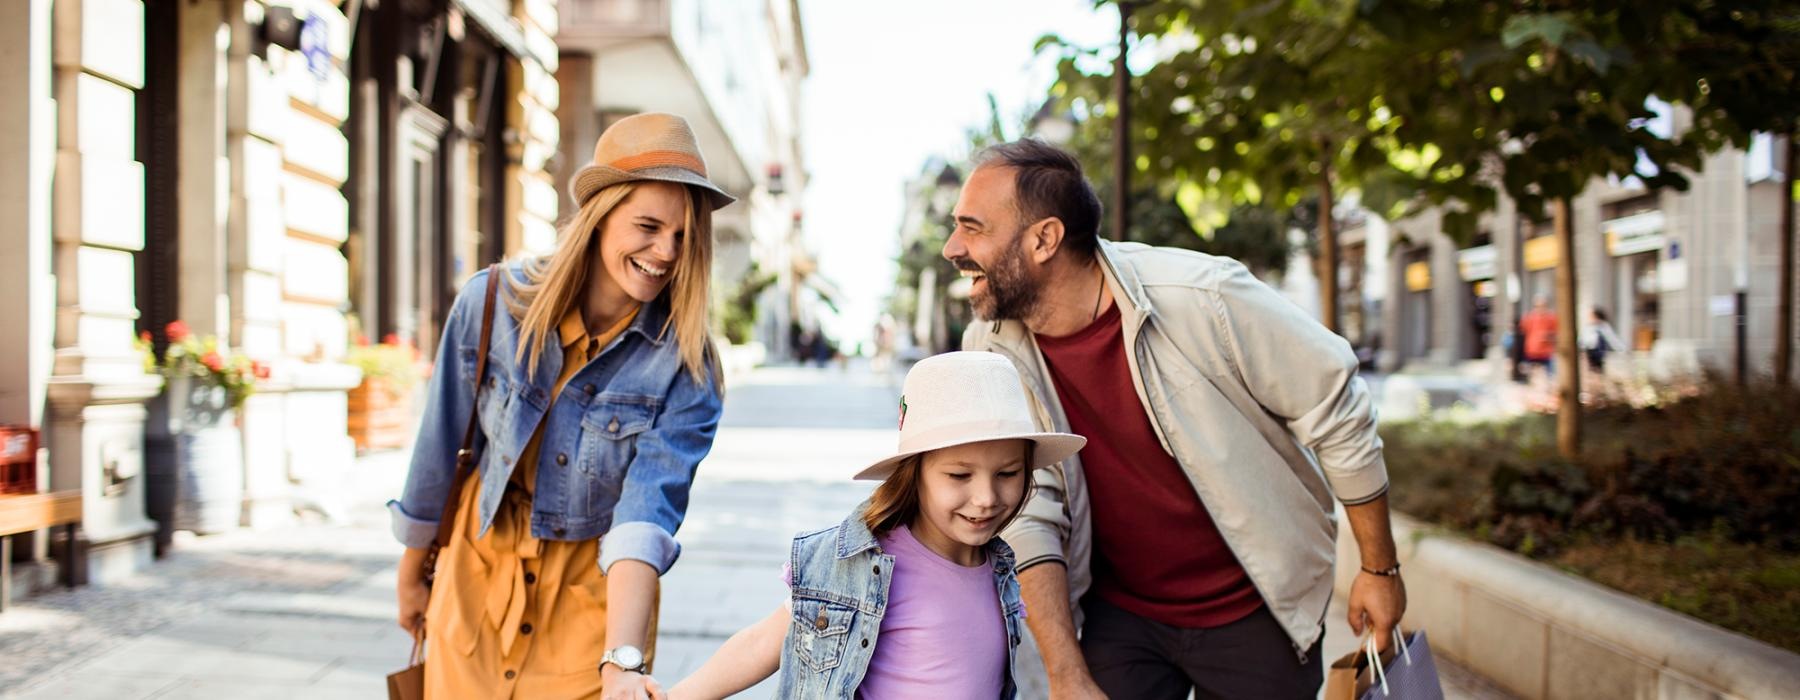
[0,491,82,612]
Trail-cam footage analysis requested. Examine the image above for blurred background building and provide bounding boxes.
[0,0,810,588]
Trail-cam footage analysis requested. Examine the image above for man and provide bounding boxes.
[948,140,1405,699]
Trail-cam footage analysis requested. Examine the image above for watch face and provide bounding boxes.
[612,645,644,670]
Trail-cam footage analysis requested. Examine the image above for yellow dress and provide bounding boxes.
[425,304,658,698]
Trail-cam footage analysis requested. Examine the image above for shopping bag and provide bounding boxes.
[1330,628,1446,700]
[386,631,426,700]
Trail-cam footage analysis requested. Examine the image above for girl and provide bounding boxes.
[390,113,731,699]
[664,351,1085,699]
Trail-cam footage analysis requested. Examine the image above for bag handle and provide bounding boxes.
[1363,633,1390,697]
[421,265,502,586]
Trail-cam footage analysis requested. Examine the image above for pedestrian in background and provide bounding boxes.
[663,352,1086,700]
[1581,306,1626,374]
[1519,295,1558,377]
[951,140,1405,699]
[390,113,731,699]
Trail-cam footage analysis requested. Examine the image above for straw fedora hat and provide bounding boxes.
[854,352,1086,481]
[569,112,737,211]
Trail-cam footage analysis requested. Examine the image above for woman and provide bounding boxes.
[389,113,731,699]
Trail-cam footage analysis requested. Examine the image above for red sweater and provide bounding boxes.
[1035,304,1264,628]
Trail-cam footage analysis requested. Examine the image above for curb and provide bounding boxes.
[1334,511,1800,699]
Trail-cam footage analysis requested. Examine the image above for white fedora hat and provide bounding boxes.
[854,351,1086,481]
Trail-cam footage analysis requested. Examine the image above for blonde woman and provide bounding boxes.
[390,113,730,699]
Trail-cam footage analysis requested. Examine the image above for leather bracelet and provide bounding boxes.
[1361,563,1401,577]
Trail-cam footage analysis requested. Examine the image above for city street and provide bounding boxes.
[1,363,1506,699]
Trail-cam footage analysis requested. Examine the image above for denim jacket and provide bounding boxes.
[776,504,1025,700]
[387,264,723,575]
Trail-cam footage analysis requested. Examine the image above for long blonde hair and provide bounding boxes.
[503,181,717,387]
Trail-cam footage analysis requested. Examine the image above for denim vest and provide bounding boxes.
[388,264,723,575]
[775,504,1024,700]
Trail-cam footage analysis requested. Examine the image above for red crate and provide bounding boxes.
[0,425,38,495]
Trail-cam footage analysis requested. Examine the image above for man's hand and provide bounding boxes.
[1347,571,1407,653]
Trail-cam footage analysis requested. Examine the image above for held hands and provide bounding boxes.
[1347,569,1408,654]
[600,665,668,700]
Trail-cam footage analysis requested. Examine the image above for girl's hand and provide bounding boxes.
[600,667,667,700]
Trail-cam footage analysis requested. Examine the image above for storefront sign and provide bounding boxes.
[1523,235,1560,271]
[1405,261,1432,292]
[1457,245,1497,281]
[1604,210,1666,257]
[301,12,331,82]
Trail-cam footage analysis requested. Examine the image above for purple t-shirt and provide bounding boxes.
[858,524,1006,699]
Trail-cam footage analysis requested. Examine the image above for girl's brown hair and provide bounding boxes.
[862,442,1037,535]
[502,181,717,387]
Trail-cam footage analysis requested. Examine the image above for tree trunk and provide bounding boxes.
[1778,132,1796,386]
[1113,2,1133,242]
[1553,197,1581,459]
[1319,169,1340,334]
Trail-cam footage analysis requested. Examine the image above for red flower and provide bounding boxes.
[352,332,369,347]
[139,330,153,344]
[251,361,271,380]
[166,321,190,343]
[382,333,401,347]
[200,351,223,372]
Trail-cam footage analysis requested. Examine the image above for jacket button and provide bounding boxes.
[520,623,533,635]
[584,384,596,395]
[608,418,620,432]
[553,527,566,536]
[814,613,828,630]
[502,455,511,465]
[861,638,869,648]
[872,565,881,576]
[556,453,568,466]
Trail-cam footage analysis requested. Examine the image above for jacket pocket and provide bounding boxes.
[789,596,857,673]
[573,397,658,518]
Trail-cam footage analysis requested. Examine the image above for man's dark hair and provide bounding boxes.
[973,139,1103,260]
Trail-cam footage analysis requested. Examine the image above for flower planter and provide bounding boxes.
[348,376,414,452]
[167,376,244,535]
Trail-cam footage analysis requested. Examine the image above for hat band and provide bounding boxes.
[607,150,707,177]
[897,418,1043,454]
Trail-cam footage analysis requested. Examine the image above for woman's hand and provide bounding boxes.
[600,666,667,700]
[396,547,432,635]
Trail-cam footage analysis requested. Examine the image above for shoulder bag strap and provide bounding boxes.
[423,264,502,580]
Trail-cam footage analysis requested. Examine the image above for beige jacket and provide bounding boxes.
[964,240,1387,655]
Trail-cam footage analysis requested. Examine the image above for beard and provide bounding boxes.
[954,234,1041,321]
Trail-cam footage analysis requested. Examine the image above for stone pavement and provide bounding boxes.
[1,361,1509,698]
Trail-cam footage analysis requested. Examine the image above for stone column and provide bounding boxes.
[231,1,360,527]
[0,0,56,429]
[47,0,163,583]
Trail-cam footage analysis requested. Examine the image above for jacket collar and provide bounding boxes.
[986,239,1154,347]
[834,502,883,559]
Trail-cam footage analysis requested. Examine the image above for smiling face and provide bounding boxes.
[944,166,1045,321]
[594,180,693,306]
[909,438,1031,565]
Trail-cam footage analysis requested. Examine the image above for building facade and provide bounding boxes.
[1366,132,1796,382]
[0,0,560,586]
[555,0,812,360]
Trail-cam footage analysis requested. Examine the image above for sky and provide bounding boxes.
[795,0,1118,350]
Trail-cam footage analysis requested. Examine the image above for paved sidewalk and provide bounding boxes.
[1,362,1510,698]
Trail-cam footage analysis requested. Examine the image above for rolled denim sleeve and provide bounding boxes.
[387,270,490,549]
[598,352,723,575]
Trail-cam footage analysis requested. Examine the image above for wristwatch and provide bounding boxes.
[600,645,647,675]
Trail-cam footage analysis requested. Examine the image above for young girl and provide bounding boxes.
[663,351,1085,700]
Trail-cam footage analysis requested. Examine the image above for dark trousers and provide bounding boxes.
[1081,598,1323,700]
